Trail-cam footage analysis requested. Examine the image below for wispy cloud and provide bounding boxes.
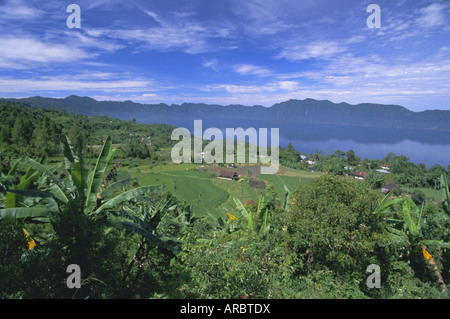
[202,59,219,71]
[0,73,154,94]
[277,40,347,61]
[103,8,237,54]
[233,64,272,77]
[416,3,449,28]
[0,36,91,69]
[0,0,44,20]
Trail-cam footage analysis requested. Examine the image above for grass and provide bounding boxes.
[131,168,228,219]
[128,162,325,220]
[212,178,263,213]
[408,187,442,203]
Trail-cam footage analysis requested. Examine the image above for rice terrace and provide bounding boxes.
[128,161,321,219]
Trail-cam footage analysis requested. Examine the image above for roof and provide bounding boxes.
[219,170,237,178]
[349,170,368,177]
[382,183,403,193]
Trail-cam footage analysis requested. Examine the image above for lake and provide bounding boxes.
[145,119,450,168]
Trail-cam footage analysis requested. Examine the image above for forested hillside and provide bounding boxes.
[0,102,176,160]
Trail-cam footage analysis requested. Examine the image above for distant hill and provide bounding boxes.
[1,95,449,131]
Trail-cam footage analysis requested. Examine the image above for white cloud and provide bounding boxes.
[208,80,300,95]
[416,3,448,28]
[0,74,153,93]
[0,36,91,69]
[233,64,272,77]
[105,8,237,55]
[277,41,347,61]
[0,0,44,19]
[202,59,219,71]
[67,31,124,53]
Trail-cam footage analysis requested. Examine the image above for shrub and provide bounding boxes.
[287,174,383,280]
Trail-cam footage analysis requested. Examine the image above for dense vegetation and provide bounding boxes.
[1,102,450,299]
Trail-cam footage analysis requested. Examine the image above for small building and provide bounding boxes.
[381,183,403,195]
[218,171,238,180]
[348,170,368,180]
[376,169,390,174]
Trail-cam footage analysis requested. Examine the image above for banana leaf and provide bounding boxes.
[377,226,408,247]
[106,219,180,253]
[282,184,291,212]
[401,200,417,235]
[6,189,54,199]
[422,240,450,249]
[3,164,42,209]
[85,136,115,212]
[101,178,136,197]
[233,196,253,231]
[0,206,56,221]
[4,157,22,181]
[92,185,163,215]
[70,159,87,196]
[46,184,69,204]
[373,193,403,215]
[60,134,79,171]
[26,158,67,194]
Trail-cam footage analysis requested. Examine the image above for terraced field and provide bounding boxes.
[129,163,323,219]
[131,166,228,218]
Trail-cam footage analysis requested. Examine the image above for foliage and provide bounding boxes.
[287,175,383,280]
[1,104,450,299]
[374,190,450,293]
[0,134,184,298]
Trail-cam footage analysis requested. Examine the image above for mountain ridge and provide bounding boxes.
[1,95,449,131]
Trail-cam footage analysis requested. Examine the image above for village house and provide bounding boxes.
[348,170,368,180]
[381,183,403,195]
[218,170,239,181]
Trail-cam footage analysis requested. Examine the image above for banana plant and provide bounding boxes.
[107,194,181,253]
[0,134,162,245]
[108,193,187,282]
[0,157,22,194]
[219,183,293,242]
[229,194,273,237]
[374,192,450,293]
[0,157,58,249]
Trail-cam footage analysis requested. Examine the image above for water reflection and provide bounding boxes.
[148,119,450,168]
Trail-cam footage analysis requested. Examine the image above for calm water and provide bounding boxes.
[147,119,450,168]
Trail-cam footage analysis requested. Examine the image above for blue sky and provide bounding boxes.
[0,0,449,111]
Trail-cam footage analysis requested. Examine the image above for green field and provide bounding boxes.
[131,167,228,218]
[128,163,323,220]
[258,174,312,196]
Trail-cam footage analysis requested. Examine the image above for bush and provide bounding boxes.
[287,174,383,280]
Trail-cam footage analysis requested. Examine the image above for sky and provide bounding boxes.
[0,0,449,111]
